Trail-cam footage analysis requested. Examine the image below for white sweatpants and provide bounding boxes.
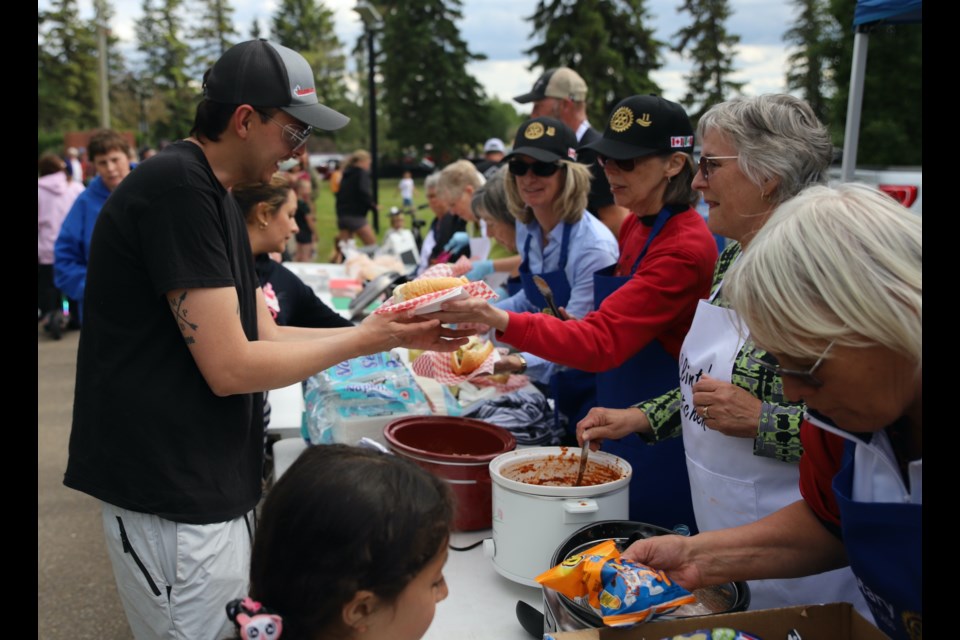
[101,502,253,640]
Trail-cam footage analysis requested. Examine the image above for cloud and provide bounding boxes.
[41,0,795,114]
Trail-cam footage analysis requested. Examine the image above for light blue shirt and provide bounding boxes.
[496,210,618,383]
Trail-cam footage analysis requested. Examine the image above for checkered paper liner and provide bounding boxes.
[419,255,473,279]
[373,281,499,316]
[470,373,531,393]
[412,345,501,385]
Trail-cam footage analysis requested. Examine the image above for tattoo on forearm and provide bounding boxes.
[169,291,198,345]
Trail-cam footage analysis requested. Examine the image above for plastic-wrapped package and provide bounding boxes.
[304,351,431,444]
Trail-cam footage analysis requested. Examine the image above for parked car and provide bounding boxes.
[309,153,345,179]
[828,165,922,214]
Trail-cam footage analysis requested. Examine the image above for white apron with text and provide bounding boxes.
[679,293,867,612]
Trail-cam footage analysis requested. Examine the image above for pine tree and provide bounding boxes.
[250,16,261,39]
[271,0,348,113]
[38,0,101,132]
[378,0,493,163]
[822,0,921,165]
[673,0,744,122]
[524,0,663,120]
[783,0,831,122]
[190,0,238,77]
[136,0,195,142]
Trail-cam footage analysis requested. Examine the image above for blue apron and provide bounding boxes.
[506,276,523,297]
[593,207,697,531]
[834,440,922,640]
[518,223,598,434]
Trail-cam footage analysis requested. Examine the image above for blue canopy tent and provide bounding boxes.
[840,0,923,181]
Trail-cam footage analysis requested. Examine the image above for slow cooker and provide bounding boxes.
[384,416,515,531]
[484,447,632,586]
[543,520,751,633]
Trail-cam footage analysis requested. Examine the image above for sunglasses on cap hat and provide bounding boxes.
[596,154,640,172]
[256,109,313,151]
[508,159,562,177]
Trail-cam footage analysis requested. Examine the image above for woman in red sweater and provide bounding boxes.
[431,95,717,528]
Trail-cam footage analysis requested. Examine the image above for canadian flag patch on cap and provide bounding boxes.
[670,135,694,148]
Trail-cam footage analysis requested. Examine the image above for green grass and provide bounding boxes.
[311,177,512,262]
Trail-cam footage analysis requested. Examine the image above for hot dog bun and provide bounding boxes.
[451,337,495,375]
[393,276,468,302]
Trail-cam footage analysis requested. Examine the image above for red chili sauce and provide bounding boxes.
[503,448,622,487]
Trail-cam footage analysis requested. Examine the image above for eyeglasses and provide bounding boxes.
[749,339,836,389]
[697,155,739,181]
[508,159,562,177]
[256,110,313,151]
[596,154,639,172]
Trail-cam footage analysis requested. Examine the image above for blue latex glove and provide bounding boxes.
[465,260,494,281]
[444,231,470,253]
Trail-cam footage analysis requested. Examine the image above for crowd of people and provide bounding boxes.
[40,38,920,640]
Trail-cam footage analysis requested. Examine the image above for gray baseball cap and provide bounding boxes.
[203,39,349,131]
[513,67,588,104]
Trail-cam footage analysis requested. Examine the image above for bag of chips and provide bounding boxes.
[658,630,762,640]
[536,539,696,627]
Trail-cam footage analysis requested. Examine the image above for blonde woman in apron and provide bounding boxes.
[577,95,868,614]
[428,97,718,531]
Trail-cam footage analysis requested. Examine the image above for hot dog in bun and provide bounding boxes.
[393,276,468,302]
[451,337,495,375]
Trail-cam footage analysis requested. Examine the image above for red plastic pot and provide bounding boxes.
[384,416,516,531]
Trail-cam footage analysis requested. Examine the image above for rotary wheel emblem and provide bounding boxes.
[609,107,634,133]
[525,122,545,139]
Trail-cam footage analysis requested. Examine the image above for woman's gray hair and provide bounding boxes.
[436,159,485,203]
[725,183,922,365]
[424,171,441,192]
[471,166,513,225]
[663,154,700,209]
[503,160,591,225]
[698,94,832,206]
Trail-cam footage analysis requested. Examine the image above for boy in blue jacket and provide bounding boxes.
[54,129,134,323]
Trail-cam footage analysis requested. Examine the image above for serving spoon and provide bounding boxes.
[575,438,589,487]
[532,275,565,319]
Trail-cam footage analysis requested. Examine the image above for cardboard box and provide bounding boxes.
[545,603,888,639]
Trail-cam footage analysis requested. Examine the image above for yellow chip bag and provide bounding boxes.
[536,539,696,627]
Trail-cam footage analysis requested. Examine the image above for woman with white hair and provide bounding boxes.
[624,183,921,639]
[577,94,866,611]
[434,159,487,260]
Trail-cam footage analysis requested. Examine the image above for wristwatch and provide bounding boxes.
[514,352,527,375]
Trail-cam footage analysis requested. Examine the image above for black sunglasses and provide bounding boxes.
[508,159,562,177]
[596,154,638,172]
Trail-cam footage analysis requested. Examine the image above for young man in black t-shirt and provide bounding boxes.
[63,39,468,639]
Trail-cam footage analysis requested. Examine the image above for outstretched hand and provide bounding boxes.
[621,535,704,592]
[423,297,510,333]
[576,406,650,450]
[360,311,474,352]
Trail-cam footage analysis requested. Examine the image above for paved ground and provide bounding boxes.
[38,328,132,639]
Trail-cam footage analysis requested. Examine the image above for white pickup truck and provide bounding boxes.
[829,166,922,214]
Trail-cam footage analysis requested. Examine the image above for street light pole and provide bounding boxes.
[355,1,383,235]
[94,0,110,128]
[366,28,379,233]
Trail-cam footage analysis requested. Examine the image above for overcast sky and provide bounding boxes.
[46,0,800,111]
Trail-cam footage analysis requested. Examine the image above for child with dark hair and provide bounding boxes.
[229,445,454,640]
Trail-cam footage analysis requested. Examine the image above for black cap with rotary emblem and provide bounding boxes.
[503,117,579,163]
[580,95,694,160]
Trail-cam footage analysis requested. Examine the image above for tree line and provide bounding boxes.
[38,0,920,165]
